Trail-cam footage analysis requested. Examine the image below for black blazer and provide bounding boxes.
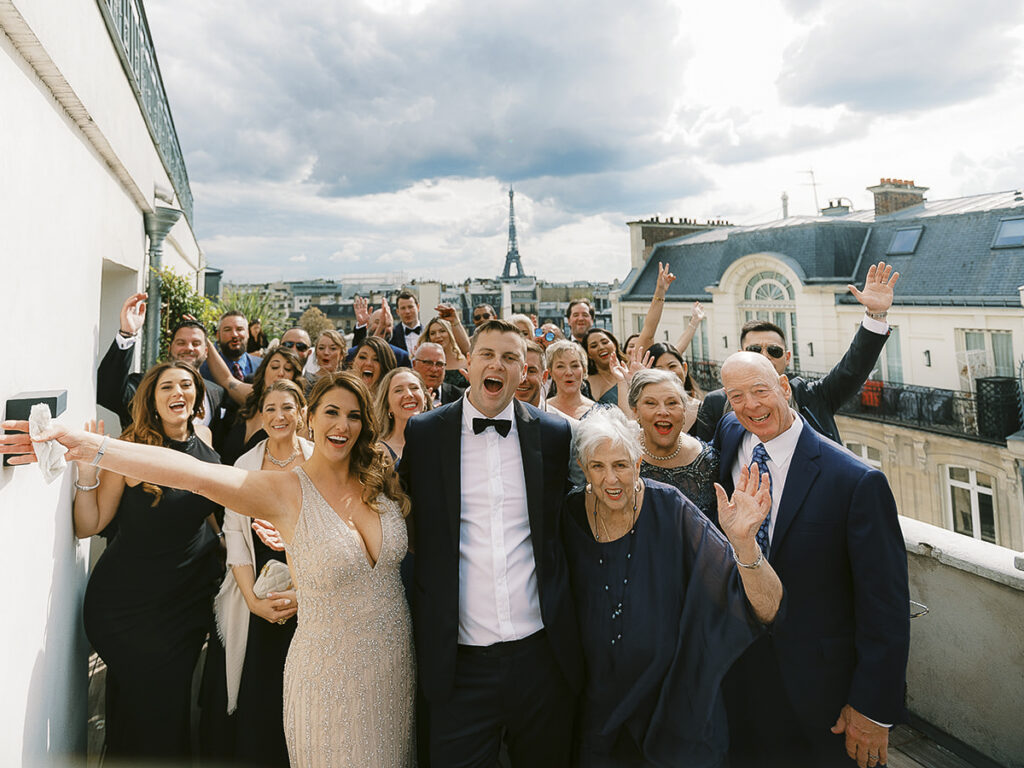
[96,338,226,435]
[691,324,889,443]
[399,398,583,704]
[715,413,909,729]
[439,381,464,405]
[348,325,412,367]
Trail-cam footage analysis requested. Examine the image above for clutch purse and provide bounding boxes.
[253,560,293,599]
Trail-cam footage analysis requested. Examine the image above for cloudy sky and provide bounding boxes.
[146,0,1024,284]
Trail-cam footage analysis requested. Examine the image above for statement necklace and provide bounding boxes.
[266,442,300,467]
[641,433,682,461]
[590,487,640,647]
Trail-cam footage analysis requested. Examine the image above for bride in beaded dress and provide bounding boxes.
[2,372,415,768]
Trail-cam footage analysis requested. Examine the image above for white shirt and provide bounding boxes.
[402,324,422,353]
[115,334,213,426]
[458,394,544,645]
[730,411,803,544]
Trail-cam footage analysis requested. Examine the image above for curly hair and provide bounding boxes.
[306,372,411,518]
[238,347,305,421]
[121,361,206,506]
[372,368,433,440]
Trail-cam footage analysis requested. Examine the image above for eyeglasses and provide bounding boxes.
[281,341,310,352]
[744,343,786,359]
[414,359,446,368]
[534,329,556,342]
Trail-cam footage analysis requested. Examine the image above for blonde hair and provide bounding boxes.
[373,368,433,440]
[545,339,587,370]
[425,317,465,361]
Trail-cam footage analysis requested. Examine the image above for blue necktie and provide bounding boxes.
[750,443,772,557]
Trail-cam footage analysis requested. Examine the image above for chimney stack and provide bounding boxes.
[867,178,928,216]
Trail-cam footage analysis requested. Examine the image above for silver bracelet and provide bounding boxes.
[74,478,101,492]
[865,310,888,320]
[90,435,110,466]
[732,544,764,569]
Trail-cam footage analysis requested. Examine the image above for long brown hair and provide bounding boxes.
[306,372,410,517]
[239,347,305,420]
[352,336,398,385]
[122,361,206,505]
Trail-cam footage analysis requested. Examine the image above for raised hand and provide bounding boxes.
[353,295,370,327]
[714,464,771,550]
[689,301,706,327]
[120,292,147,336]
[656,261,676,295]
[252,519,286,551]
[435,304,459,324]
[848,261,899,314]
[608,356,629,384]
[627,346,653,380]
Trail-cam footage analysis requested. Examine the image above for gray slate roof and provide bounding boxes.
[621,189,1024,307]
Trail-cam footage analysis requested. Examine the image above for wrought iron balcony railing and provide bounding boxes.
[96,0,193,224]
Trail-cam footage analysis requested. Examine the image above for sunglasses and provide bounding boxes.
[534,329,556,342]
[744,343,786,359]
[473,313,492,321]
[281,341,310,352]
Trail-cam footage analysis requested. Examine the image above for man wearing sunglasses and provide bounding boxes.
[691,261,899,445]
[279,327,313,363]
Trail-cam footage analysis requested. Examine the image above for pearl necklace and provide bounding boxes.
[640,434,682,461]
[266,443,300,467]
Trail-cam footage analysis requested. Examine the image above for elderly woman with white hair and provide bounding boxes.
[628,368,718,518]
[564,407,783,767]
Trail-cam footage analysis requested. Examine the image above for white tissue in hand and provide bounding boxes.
[28,403,67,483]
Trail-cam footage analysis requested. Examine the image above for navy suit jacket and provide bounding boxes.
[715,413,909,731]
[398,398,583,704]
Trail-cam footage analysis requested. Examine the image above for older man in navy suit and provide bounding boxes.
[400,319,581,768]
[714,352,909,768]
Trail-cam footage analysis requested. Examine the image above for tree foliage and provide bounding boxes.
[156,267,218,360]
[298,307,335,340]
[218,287,289,341]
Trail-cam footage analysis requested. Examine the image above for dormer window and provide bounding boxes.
[886,226,923,255]
[993,217,1024,248]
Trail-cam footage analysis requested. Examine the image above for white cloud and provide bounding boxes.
[289,254,308,263]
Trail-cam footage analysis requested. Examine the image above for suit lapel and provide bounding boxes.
[770,419,821,560]
[717,414,744,491]
[440,400,464,553]
[515,400,545,584]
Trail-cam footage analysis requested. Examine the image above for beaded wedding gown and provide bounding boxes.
[283,467,415,767]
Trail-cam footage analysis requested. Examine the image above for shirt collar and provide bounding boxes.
[741,409,803,464]
[462,391,516,432]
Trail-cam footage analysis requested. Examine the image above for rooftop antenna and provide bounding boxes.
[802,169,820,213]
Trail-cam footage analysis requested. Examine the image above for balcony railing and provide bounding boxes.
[688,360,1022,445]
[96,0,193,224]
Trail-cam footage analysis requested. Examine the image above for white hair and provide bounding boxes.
[627,368,687,410]
[574,406,643,466]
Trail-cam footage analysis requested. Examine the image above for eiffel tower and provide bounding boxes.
[501,186,526,280]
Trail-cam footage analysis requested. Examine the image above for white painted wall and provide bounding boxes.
[0,2,201,764]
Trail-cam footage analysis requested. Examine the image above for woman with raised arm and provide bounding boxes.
[583,327,630,406]
[373,367,432,462]
[545,339,597,420]
[423,315,469,388]
[49,362,223,762]
[216,379,312,767]
[563,407,781,767]
[204,345,306,465]
[2,372,415,768]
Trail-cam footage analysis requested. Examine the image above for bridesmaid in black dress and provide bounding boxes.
[73,361,223,762]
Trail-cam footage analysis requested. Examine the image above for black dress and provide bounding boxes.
[231,530,296,766]
[563,480,763,767]
[220,421,267,467]
[83,433,222,761]
[638,440,719,519]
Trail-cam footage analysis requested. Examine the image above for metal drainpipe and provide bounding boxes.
[142,206,184,368]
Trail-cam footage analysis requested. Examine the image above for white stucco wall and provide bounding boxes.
[0,2,201,764]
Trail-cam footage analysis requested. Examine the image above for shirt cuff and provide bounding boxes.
[114,333,137,350]
[355,323,366,330]
[865,715,892,728]
[860,314,889,335]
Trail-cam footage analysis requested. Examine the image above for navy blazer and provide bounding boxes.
[692,324,889,444]
[399,398,583,704]
[715,413,909,729]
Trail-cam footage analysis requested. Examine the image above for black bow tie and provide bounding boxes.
[473,417,512,437]
[406,325,422,334]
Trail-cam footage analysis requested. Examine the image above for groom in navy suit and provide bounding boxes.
[400,319,582,768]
[714,352,909,768]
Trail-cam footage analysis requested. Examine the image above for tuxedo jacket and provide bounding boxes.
[439,381,464,405]
[399,398,583,704]
[715,413,909,731]
[691,324,889,443]
[97,338,226,437]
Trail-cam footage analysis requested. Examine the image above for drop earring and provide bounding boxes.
[585,483,593,494]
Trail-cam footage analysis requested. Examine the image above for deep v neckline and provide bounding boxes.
[297,467,383,570]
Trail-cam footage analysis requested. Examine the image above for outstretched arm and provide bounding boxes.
[633,262,675,354]
[714,465,783,623]
[436,304,471,355]
[0,421,297,526]
[675,301,706,357]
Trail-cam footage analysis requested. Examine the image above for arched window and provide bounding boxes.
[739,270,800,369]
